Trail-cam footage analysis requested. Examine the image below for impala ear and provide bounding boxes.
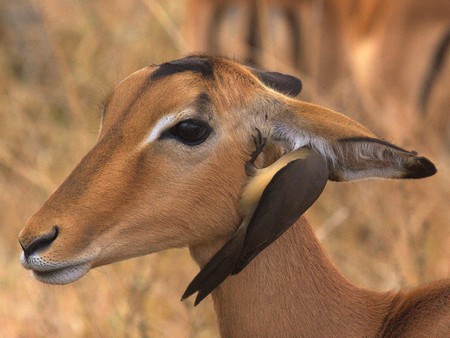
[328,137,437,181]
[269,102,437,181]
[250,68,302,97]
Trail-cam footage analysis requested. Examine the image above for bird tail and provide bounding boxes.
[181,221,247,305]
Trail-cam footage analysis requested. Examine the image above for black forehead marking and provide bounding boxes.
[150,57,214,81]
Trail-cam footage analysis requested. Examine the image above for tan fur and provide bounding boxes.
[19,56,448,337]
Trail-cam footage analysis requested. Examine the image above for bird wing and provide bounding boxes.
[233,150,328,273]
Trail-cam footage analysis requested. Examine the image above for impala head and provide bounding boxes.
[19,55,436,285]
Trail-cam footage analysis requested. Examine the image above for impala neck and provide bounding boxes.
[190,217,396,337]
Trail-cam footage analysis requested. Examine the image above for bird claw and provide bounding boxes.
[250,128,267,163]
[246,128,267,176]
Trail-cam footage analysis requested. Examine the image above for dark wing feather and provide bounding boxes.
[232,151,328,274]
[181,225,247,304]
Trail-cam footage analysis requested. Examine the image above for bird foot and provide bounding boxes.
[245,128,267,176]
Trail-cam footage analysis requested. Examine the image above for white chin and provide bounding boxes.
[32,263,91,285]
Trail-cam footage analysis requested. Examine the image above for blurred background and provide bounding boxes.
[0,0,449,336]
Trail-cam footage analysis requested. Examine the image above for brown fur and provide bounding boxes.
[19,56,448,337]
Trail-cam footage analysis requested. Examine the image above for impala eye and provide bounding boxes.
[168,119,211,145]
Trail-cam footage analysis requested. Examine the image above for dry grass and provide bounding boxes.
[1,1,448,337]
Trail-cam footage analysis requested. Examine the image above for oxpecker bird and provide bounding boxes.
[182,133,329,305]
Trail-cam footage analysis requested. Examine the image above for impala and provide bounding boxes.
[19,56,449,337]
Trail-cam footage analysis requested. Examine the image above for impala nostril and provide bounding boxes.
[20,225,59,258]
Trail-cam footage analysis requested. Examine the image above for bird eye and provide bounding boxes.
[169,119,211,146]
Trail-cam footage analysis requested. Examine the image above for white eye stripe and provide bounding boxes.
[144,109,195,145]
[145,115,176,144]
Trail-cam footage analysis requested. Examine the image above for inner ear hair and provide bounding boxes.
[331,137,437,181]
[270,126,436,181]
[339,137,412,153]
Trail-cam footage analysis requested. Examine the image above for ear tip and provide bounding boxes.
[250,68,302,97]
[404,156,437,179]
[289,76,302,96]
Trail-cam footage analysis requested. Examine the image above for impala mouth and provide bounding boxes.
[31,262,91,284]
[20,252,95,285]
